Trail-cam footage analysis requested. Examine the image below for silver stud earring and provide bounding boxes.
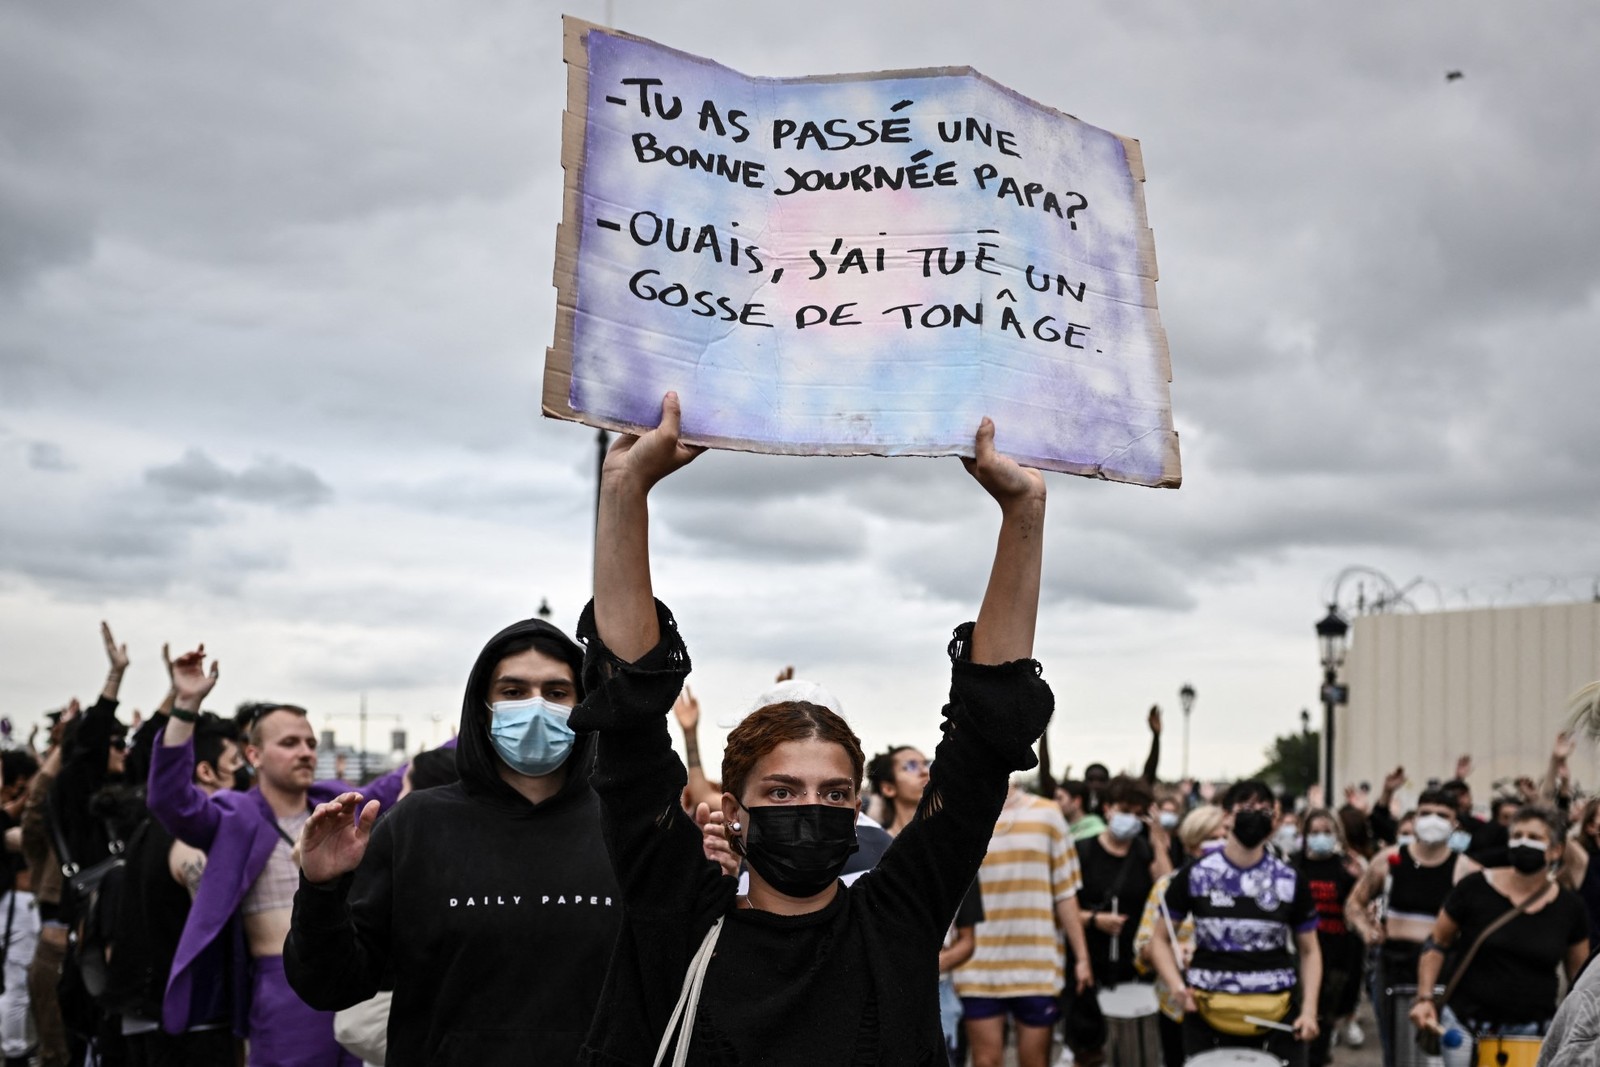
[730,821,741,832]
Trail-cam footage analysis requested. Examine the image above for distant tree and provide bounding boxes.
[1255,729,1321,799]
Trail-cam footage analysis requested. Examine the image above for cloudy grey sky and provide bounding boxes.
[3,2,1597,780]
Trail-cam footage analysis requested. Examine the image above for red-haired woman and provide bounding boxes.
[571,394,1053,1066]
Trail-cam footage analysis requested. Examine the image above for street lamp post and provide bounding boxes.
[1179,682,1196,780]
[1300,707,1315,792]
[1315,605,1350,797]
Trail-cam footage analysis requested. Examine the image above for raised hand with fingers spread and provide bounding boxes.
[673,685,701,734]
[102,620,130,672]
[279,595,620,1065]
[101,620,130,700]
[300,792,381,885]
[168,647,220,731]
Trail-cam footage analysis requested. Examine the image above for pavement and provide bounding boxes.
[1329,1001,1384,1067]
[991,1000,1387,1065]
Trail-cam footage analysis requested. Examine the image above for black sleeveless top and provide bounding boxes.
[1388,845,1457,924]
[1382,845,1457,978]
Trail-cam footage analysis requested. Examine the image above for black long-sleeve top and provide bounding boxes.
[284,616,621,1067]
[571,600,1054,1066]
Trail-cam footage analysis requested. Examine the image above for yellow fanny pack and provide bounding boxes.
[1190,989,1291,1037]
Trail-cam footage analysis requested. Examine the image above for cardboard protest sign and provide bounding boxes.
[546,17,1181,487]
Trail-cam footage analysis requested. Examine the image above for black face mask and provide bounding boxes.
[739,803,860,898]
[1508,844,1549,874]
[1231,809,1274,849]
[233,764,256,793]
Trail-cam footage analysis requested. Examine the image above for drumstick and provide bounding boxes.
[1242,1016,1296,1034]
[1157,897,1181,956]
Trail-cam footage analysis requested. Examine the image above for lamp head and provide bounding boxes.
[1315,605,1349,670]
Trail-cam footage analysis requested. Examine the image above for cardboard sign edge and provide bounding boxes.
[543,16,1182,490]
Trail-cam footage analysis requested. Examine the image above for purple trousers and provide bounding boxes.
[249,956,361,1067]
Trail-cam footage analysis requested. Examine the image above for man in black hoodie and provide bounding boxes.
[283,618,622,1066]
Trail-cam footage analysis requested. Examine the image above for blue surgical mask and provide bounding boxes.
[1397,833,1416,848]
[1273,825,1303,855]
[1447,829,1472,853]
[1306,832,1338,858]
[488,697,575,777]
[1109,811,1143,841]
[1158,811,1180,831]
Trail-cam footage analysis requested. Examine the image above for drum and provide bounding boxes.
[1388,983,1446,1067]
[1473,1034,1541,1067]
[1182,1050,1283,1067]
[1098,980,1160,1019]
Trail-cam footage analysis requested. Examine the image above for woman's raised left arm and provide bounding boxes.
[858,419,1052,939]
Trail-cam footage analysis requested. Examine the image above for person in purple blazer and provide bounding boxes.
[148,646,406,1067]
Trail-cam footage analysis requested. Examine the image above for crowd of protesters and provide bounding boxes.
[5,400,1600,1067]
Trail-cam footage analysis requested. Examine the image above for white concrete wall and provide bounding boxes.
[1336,602,1600,808]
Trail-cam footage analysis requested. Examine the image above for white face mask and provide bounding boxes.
[1413,813,1454,845]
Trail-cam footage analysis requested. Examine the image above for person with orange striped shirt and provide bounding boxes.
[955,782,1092,1067]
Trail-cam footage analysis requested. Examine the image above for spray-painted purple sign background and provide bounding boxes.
[546,20,1180,487]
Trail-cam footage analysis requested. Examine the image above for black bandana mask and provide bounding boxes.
[1231,808,1274,849]
[739,803,860,898]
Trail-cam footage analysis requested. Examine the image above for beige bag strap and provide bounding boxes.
[653,916,725,1067]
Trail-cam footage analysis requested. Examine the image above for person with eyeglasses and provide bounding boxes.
[148,652,410,1067]
[106,711,245,1066]
[869,745,985,1063]
[20,621,135,1067]
[1147,778,1322,1067]
[867,746,926,836]
[570,396,1057,1066]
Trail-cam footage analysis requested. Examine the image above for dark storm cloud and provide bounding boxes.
[2,0,1598,761]
[1,487,224,598]
[145,449,332,510]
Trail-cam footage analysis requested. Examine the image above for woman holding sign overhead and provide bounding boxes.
[570,393,1054,1066]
